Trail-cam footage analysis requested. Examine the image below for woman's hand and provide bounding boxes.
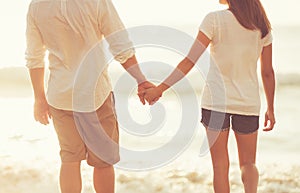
[263,109,275,131]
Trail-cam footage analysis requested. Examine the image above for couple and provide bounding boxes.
[26,0,275,193]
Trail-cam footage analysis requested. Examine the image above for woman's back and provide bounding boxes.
[200,10,272,115]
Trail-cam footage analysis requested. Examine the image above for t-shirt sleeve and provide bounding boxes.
[199,12,215,40]
[262,31,273,47]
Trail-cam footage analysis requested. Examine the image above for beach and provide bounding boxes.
[1,20,300,193]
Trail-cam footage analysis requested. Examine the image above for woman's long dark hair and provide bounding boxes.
[227,0,271,38]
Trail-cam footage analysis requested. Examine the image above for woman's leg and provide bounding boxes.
[206,129,230,193]
[234,131,259,193]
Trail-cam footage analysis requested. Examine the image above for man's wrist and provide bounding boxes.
[136,76,147,85]
[34,94,46,101]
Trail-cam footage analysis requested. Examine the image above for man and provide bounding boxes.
[26,0,154,192]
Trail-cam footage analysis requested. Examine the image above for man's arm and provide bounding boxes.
[98,0,156,104]
[29,68,51,125]
[26,4,50,125]
[121,55,157,105]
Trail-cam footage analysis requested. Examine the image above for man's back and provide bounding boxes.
[26,0,134,111]
[28,0,105,69]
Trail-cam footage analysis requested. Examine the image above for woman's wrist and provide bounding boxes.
[267,106,274,113]
[157,83,168,94]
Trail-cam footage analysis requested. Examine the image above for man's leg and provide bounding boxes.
[60,162,82,193]
[49,106,87,193]
[87,93,119,193]
[93,166,115,193]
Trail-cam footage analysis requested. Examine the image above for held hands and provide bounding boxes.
[137,81,157,105]
[143,87,163,105]
[138,81,163,105]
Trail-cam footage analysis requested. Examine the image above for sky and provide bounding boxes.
[0,0,299,67]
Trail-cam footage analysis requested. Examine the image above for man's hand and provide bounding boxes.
[34,98,51,125]
[263,109,275,131]
[137,81,157,105]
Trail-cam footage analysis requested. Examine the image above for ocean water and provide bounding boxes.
[1,23,300,192]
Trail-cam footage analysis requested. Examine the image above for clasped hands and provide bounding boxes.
[138,81,164,105]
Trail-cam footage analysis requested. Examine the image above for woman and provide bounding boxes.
[142,0,275,192]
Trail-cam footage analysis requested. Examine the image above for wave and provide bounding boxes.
[0,67,299,97]
[0,67,32,97]
[276,73,300,86]
[0,67,31,86]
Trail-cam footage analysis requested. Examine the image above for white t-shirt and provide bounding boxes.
[199,10,272,115]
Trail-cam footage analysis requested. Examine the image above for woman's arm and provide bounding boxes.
[143,31,211,104]
[260,44,276,131]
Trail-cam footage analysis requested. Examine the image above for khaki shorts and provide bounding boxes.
[49,92,120,168]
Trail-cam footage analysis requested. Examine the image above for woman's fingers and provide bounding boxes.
[263,111,275,132]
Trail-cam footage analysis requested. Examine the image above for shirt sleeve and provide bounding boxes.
[262,31,273,47]
[25,4,46,69]
[199,12,215,40]
[98,0,135,64]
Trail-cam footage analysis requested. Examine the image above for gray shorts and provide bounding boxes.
[201,108,259,134]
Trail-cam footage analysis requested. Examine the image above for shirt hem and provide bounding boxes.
[201,105,260,116]
[47,90,112,112]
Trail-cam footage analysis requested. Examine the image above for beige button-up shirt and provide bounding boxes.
[26,0,135,112]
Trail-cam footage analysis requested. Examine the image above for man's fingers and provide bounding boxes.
[38,117,46,125]
[137,91,146,105]
[48,110,52,119]
[34,114,38,121]
[139,95,146,105]
[137,84,150,105]
[138,90,147,95]
[35,111,50,125]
